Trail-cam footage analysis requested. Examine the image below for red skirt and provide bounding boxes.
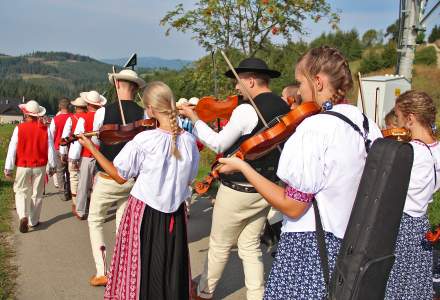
[104,196,191,300]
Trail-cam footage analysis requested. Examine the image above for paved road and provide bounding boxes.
[13,181,273,300]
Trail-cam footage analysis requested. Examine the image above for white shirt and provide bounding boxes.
[277,104,382,238]
[68,114,99,160]
[5,125,56,170]
[193,103,258,153]
[114,128,200,213]
[403,140,440,217]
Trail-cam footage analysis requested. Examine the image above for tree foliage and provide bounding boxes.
[429,25,440,43]
[160,0,339,57]
[385,19,399,42]
[362,29,378,47]
[414,46,437,65]
[309,29,363,61]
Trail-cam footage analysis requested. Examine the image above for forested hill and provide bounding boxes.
[0,51,114,113]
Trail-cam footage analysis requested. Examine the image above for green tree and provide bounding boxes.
[416,31,426,44]
[362,29,378,47]
[160,0,339,57]
[309,29,362,61]
[385,19,399,42]
[428,25,440,43]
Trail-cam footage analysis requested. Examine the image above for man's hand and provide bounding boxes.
[60,154,68,164]
[178,103,199,123]
[71,160,80,171]
[3,169,13,180]
[48,167,56,177]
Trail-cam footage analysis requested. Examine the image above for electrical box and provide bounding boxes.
[357,74,411,128]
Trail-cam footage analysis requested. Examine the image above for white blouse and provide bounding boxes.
[277,104,382,238]
[403,140,440,217]
[113,128,200,213]
[193,103,258,153]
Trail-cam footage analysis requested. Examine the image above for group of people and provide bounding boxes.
[3,45,440,300]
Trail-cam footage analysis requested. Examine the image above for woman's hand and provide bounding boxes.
[77,134,95,151]
[178,103,199,123]
[218,157,247,174]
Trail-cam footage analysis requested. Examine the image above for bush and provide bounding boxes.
[415,46,437,65]
[359,52,384,73]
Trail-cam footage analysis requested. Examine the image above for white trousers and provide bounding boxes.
[68,161,79,205]
[198,184,270,300]
[13,166,46,226]
[88,174,134,276]
[76,157,96,216]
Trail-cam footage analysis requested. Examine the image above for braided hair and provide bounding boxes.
[395,90,437,137]
[143,81,182,159]
[297,46,353,104]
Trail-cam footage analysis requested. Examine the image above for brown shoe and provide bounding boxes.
[19,217,28,233]
[90,275,107,286]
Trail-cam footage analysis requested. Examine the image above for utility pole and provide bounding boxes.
[397,0,440,81]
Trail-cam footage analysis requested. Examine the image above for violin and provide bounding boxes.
[194,101,321,195]
[60,119,157,146]
[178,95,239,123]
[426,225,440,244]
[381,127,411,142]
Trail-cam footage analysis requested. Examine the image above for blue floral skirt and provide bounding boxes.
[264,231,341,300]
[385,213,433,300]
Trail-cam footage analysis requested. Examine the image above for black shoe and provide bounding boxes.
[64,192,72,201]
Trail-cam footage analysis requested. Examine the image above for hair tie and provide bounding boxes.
[322,100,333,111]
[432,123,437,134]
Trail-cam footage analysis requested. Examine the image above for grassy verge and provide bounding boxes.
[0,124,17,299]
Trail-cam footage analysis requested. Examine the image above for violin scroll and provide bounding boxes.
[381,127,411,142]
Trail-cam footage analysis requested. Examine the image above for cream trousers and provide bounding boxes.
[13,166,46,226]
[68,161,79,204]
[88,174,134,276]
[198,183,270,300]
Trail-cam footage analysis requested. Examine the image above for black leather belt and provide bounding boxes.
[221,179,257,193]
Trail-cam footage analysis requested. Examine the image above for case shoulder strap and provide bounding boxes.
[313,200,330,298]
[322,110,371,152]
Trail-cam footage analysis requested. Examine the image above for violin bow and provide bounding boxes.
[357,72,366,114]
[220,50,269,129]
[112,65,127,126]
[220,50,282,153]
[212,50,221,131]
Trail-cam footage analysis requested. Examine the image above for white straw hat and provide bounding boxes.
[70,96,87,107]
[80,91,107,107]
[188,97,199,105]
[177,98,188,106]
[108,69,146,89]
[18,100,46,117]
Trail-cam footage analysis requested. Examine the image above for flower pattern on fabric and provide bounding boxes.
[104,196,146,300]
[264,231,341,300]
[385,213,433,300]
[285,185,314,203]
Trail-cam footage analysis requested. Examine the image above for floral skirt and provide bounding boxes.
[385,213,433,300]
[264,231,341,300]
[104,196,190,300]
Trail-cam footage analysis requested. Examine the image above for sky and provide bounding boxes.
[0,0,438,61]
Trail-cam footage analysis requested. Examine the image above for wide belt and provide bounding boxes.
[98,172,114,181]
[220,179,257,193]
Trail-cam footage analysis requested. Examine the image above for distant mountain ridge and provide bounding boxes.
[101,56,192,70]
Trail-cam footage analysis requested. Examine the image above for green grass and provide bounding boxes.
[0,124,17,299]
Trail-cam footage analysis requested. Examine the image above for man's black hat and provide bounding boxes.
[224,57,281,79]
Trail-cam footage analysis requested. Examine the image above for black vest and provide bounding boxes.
[96,100,144,172]
[219,92,290,182]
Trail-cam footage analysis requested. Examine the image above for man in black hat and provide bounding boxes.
[180,57,290,300]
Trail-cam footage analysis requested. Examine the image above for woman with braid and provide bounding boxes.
[218,46,382,299]
[78,81,200,300]
[385,91,440,299]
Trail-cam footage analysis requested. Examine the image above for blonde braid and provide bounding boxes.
[168,104,182,159]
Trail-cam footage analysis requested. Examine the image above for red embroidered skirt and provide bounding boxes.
[104,195,191,300]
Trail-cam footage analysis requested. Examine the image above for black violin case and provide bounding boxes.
[328,138,414,300]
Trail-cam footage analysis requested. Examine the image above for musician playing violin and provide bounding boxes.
[179,57,290,300]
[87,69,146,287]
[217,46,382,299]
